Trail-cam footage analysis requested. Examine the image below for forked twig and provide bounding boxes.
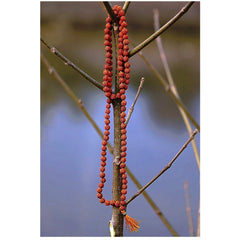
[126,129,198,205]
[41,37,103,91]
[125,77,144,125]
[153,9,200,170]
[129,2,194,57]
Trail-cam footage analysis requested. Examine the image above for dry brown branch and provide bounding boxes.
[126,129,198,205]
[125,77,144,125]
[184,181,194,236]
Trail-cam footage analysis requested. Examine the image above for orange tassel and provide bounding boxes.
[121,211,140,232]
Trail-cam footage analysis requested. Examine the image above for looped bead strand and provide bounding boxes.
[97,5,140,233]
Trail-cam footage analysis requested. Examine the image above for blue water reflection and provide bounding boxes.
[41,90,200,236]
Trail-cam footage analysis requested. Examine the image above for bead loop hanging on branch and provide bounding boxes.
[97,4,140,233]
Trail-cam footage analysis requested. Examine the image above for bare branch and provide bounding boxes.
[184,181,194,236]
[102,2,119,24]
[125,77,144,125]
[197,204,200,236]
[129,2,194,57]
[41,37,103,91]
[153,8,200,170]
[123,1,131,13]
[126,129,198,205]
[136,49,200,132]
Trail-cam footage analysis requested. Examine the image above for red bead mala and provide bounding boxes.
[97,5,140,233]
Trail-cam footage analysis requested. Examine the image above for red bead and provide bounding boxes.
[121,101,127,106]
[104,40,112,47]
[121,106,126,112]
[118,43,123,49]
[99,198,105,203]
[105,23,111,29]
[119,206,125,211]
[100,166,105,172]
[119,77,125,83]
[124,68,130,73]
[121,189,127,195]
[121,152,127,157]
[120,117,125,123]
[120,195,126,201]
[125,73,130,79]
[121,141,127,146]
[104,130,110,136]
[99,172,105,178]
[120,16,126,21]
[110,200,115,206]
[120,168,126,174]
[101,161,106,167]
[106,17,112,23]
[121,157,126,163]
[122,184,127,189]
[122,174,127,179]
[122,179,128,184]
[101,178,106,183]
[104,119,110,125]
[115,201,120,207]
[120,89,125,94]
[120,163,126,168]
[101,156,106,161]
[121,94,126,100]
[120,200,126,206]
[121,123,126,129]
[103,135,109,141]
[105,92,111,98]
[105,200,110,206]
[121,135,127,140]
[121,146,127,152]
[97,188,102,193]
[97,193,103,199]
[121,21,127,27]
[101,151,106,156]
[101,146,107,151]
[122,28,128,34]
[110,94,115,100]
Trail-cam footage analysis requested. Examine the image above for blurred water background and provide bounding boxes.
[41,1,200,237]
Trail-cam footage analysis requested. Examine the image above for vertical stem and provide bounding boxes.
[111,22,124,236]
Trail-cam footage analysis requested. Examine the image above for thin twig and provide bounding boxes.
[123,1,131,13]
[102,2,119,24]
[40,37,103,91]
[125,77,144,125]
[129,2,194,58]
[137,49,200,132]
[153,9,200,170]
[126,168,179,236]
[197,203,200,236]
[126,129,198,205]
[41,52,178,236]
[184,181,194,236]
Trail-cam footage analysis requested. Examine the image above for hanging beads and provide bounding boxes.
[98,6,140,232]
[97,4,130,210]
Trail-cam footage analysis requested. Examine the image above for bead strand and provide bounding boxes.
[98,4,130,211]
